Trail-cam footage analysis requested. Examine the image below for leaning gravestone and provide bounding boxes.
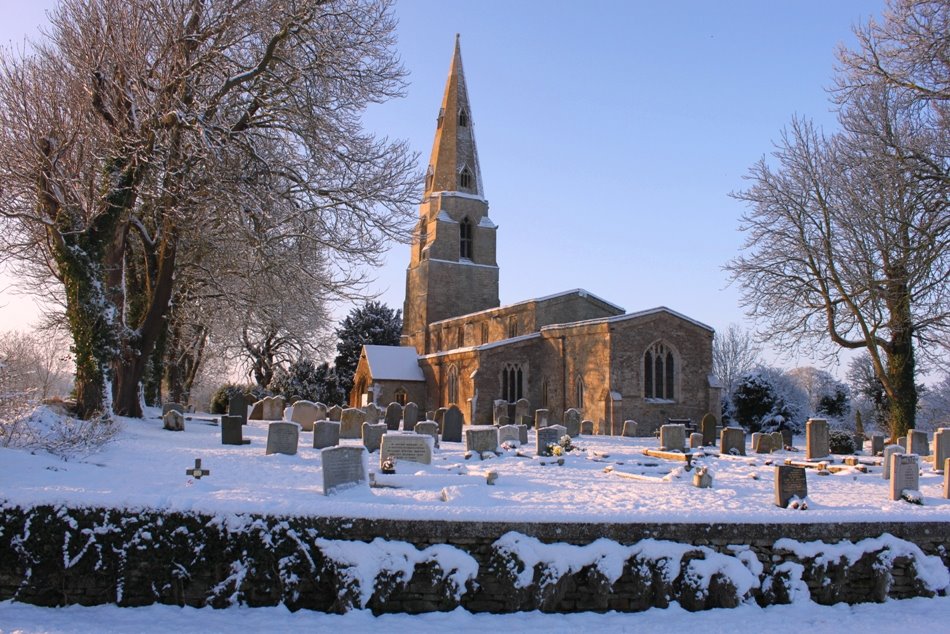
[493,400,508,425]
[384,402,402,431]
[806,418,830,460]
[380,434,433,466]
[689,432,704,449]
[934,428,949,473]
[514,398,531,422]
[261,396,285,421]
[498,424,521,445]
[870,434,885,456]
[321,446,367,495]
[889,453,920,501]
[564,409,582,436]
[221,415,246,445]
[402,402,419,430]
[660,424,686,451]
[249,399,265,420]
[265,421,299,456]
[465,426,499,454]
[290,400,322,432]
[882,444,905,480]
[163,410,185,432]
[361,422,387,453]
[907,429,929,456]
[581,420,594,435]
[228,393,248,425]
[415,421,440,448]
[162,402,186,417]
[751,432,772,454]
[534,409,549,429]
[327,405,343,422]
[434,407,448,433]
[313,420,341,449]
[720,427,746,456]
[701,413,717,446]
[537,424,567,456]
[340,408,366,439]
[622,420,638,438]
[770,431,784,452]
[774,465,808,508]
[442,405,464,443]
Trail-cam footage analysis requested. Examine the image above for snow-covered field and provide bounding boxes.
[2,407,948,523]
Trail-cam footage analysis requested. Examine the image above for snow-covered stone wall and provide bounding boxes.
[1,503,946,613]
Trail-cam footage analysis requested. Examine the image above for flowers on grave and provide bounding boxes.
[559,435,575,452]
[550,444,564,457]
[381,457,396,474]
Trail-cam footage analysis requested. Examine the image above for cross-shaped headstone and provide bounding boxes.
[186,458,210,479]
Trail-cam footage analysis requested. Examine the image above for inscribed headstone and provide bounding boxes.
[384,402,402,431]
[265,421,299,455]
[882,444,905,480]
[402,402,419,430]
[380,433,433,466]
[907,429,929,456]
[321,446,367,495]
[701,413,717,446]
[534,409,549,429]
[537,424,567,456]
[228,393,248,425]
[932,428,949,473]
[221,415,244,445]
[806,418,830,460]
[361,422,387,453]
[163,410,184,432]
[774,465,808,508]
[340,408,366,439]
[660,424,686,451]
[498,424,521,445]
[327,405,343,422]
[689,432,704,449]
[720,427,746,456]
[313,420,341,449]
[465,426,499,454]
[414,421,440,448]
[622,420,638,438]
[442,405,464,442]
[290,400,321,432]
[889,453,920,501]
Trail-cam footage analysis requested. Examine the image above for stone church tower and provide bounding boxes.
[402,36,500,354]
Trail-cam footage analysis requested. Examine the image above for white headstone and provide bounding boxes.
[380,433,433,466]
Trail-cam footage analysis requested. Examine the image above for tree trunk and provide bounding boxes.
[885,276,917,439]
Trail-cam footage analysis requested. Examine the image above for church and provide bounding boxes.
[350,37,721,434]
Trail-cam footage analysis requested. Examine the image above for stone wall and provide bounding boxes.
[2,503,946,614]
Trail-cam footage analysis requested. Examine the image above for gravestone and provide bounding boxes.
[340,408,366,439]
[321,446,367,495]
[581,420,594,435]
[465,426,499,454]
[185,458,210,479]
[434,407,448,433]
[853,433,865,454]
[945,459,950,499]
[770,431,784,452]
[701,413,717,446]
[249,399,265,420]
[415,421,440,448]
[162,402,186,417]
[517,424,529,444]
[806,418,830,460]
[402,402,420,430]
[228,393,248,425]
[221,415,245,445]
[689,432,704,449]
[442,405,464,442]
[659,424,686,451]
[327,405,343,422]
[720,427,746,456]
[265,421,300,456]
[622,420,638,438]
[534,409,549,429]
[781,428,793,450]
[261,396,285,421]
[889,453,920,501]
[537,424,567,456]
[290,400,322,432]
[380,434,433,466]
[897,436,906,450]
[870,434,885,456]
[498,424,521,445]
[907,429,929,456]
[163,410,185,432]
[361,422,387,453]
[932,428,949,473]
[751,432,772,454]
[564,409,582,437]
[496,415,511,427]
[514,398,531,423]
[364,402,381,425]
[384,402,402,431]
[313,420,341,449]
[493,400,508,425]
[882,444,905,480]
[774,465,808,508]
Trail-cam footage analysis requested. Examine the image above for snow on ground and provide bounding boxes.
[1,596,948,634]
[1,406,948,523]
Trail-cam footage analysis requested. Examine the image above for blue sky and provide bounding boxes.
[0,0,885,372]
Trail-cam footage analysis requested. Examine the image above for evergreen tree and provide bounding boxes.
[334,302,402,399]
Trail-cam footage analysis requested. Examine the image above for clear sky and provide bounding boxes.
[0,0,885,373]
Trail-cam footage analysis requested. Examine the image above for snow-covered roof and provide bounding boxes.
[362,345,425,382]
[428,288,623,328]
[539,306,715,334]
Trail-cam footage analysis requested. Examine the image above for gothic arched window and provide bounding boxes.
[459,166,473,190]
[574,377,585,409]
[447,365,459,405]
[541,379,549,409]
[644,342,676,400]
[458,108,469,127]
[394,388,408,406]
[460,216,473,259]
[502,363,524,403]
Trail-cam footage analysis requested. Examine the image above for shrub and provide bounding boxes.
[210,383,267,414]
[829,429,855,454]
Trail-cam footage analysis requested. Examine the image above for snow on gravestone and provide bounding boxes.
[774,465,808,508]
[465,426,499,454]
[889,453,919,501]
[660,424,686,451]
[720,427,746,456]
[380,433,433,466]
[441,405,464,442]
[689,432,704,449]
[622,420,638,438]
[321,446,367,495]
[265,422,299,456]
[414,421,440,448]
[290,400,321,432]
[261,396,285,421]
[340,408,365,439]
[498,424,521,445]
[327,405,343,422]
[361,422,387,453]
[162,402,185,417]
[163,410,185,432]
[882,444,905,480]
[534,409,549,429]
[806,418,830,460]
[537,424,567,456]
[934,428,950,473]
[313,420,340,449]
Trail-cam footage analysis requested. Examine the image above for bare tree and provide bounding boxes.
[712,323,761,400]
[0,0,419,418]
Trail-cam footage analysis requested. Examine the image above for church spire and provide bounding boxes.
[425,34,484,198]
